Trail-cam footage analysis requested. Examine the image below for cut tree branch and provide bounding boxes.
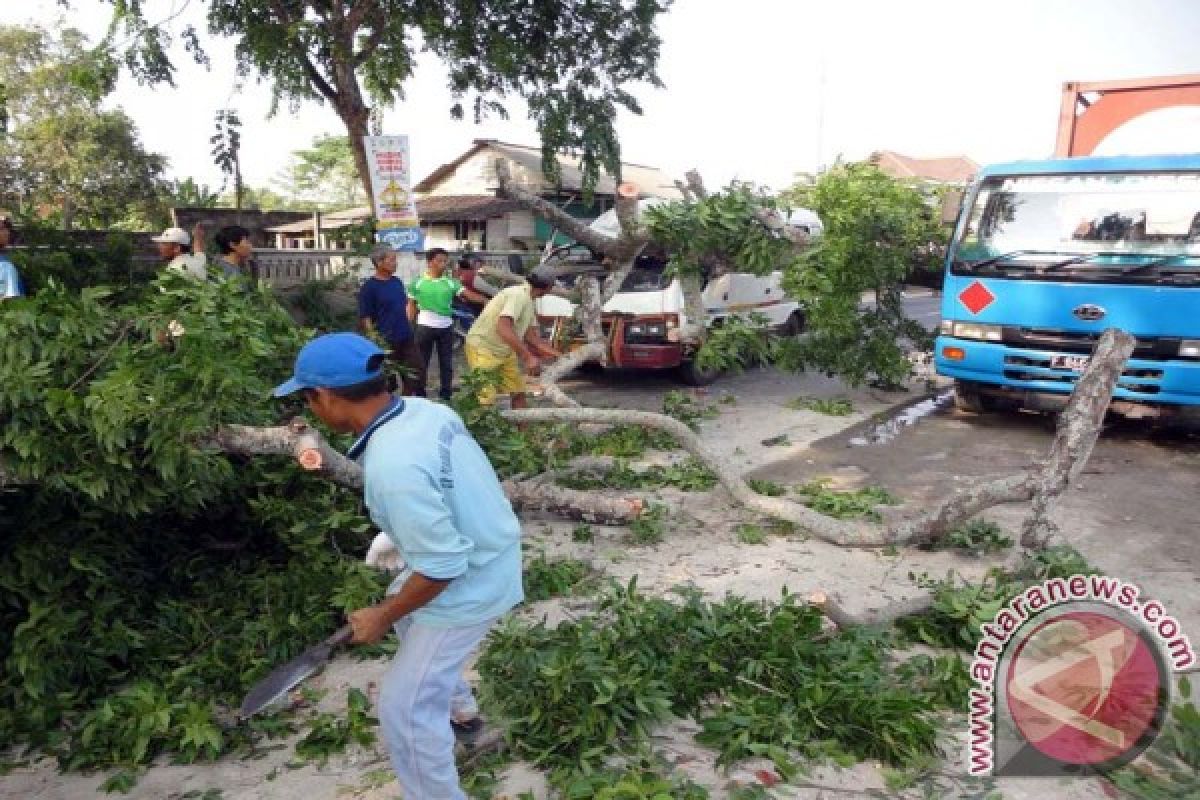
[299,53,338,103]
[755,207,809,249]
[493,159,649,260]
[613,181,642,243]
[537,341,607,409]
[506,331,1137,548]
[684,169,708,200]
[493,159,616,255]
[504,407,880,546]
[808,590,935,629]
[211,419,643,525]
[886,328,1136,546]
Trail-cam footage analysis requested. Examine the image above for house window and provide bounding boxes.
[453,220,487,245]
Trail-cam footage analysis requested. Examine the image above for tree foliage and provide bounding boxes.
[99,0,671,201]
[643,167,943,386]
[166,177,222,208]
[0,250,388,779]
[782,163,944,386]
[276,134,366,210]
[645,184,792,281]
[0,25,169,230]
[210,108,244,210]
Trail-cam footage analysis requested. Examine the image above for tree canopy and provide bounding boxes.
[0,25,169,230]
[103,0,672,203]
[276,134,365,210]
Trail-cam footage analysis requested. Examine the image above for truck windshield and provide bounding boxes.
[951,172,1200,283]
[620,268,672,292]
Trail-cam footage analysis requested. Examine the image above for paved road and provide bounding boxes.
[899,289,942,329]
[860,286,943,332]
[753,391,1200,646]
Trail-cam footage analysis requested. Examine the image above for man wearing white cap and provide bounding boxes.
[152,225,208,280]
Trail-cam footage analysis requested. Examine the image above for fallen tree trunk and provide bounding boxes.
[504,406,881,546]
[212,420,644,525]
[506,329,1136,547]
[886,328,1136,547]
[808,590,936,629]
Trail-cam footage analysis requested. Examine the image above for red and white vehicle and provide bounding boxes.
[533,203,813,385]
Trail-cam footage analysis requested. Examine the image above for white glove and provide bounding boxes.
[365,533,404,572]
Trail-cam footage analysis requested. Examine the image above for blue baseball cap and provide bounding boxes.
[272,333,386,397]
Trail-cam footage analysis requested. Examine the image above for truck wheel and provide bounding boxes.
[954,383,1014,413]
[678,359,722,386]
[953,383,987,413]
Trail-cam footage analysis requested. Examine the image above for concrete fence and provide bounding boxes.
[252,249,371,288]
[252,249,537,288]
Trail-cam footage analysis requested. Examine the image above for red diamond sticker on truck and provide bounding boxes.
[958,280,996,315]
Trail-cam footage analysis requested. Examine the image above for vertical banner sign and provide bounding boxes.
[364,135,425,252]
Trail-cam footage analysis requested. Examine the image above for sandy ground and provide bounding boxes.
[7,362,1186,800]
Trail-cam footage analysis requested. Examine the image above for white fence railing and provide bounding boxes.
[253,249,537,288]
[254,250,370,288]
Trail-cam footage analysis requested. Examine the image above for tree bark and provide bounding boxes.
[677,273,707,345]
[808,590,935,629]
[493,159,648,260]
[504,407,881,546]
[886,328,1136,547]
[684,169,708,200]
[1020,328,1137,548]
[506,330,1135,547]
[211,419,643,525]
[336,96,374,210]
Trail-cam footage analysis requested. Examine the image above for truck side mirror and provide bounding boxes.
[940,189,964,225]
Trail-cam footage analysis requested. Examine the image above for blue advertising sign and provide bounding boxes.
[377,226,425,252]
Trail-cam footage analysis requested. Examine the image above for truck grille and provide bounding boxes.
[1001,327,1180,360]
[1003,354,1164,394]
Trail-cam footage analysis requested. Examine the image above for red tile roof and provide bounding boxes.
[869,151,979,184]
[416,194,523,222]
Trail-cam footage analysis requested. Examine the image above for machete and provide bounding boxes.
[239,624,353,718]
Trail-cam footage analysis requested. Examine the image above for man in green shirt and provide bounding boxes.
[408,248,486,401]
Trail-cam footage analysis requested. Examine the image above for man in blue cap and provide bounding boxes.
[273,332,523,799]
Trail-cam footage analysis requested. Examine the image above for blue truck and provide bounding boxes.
[935,154,1200,425]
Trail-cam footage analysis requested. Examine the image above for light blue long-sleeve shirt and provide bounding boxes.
[0,255,23,299]
[352,398,523,628]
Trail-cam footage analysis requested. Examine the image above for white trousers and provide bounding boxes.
[380,616,494,800]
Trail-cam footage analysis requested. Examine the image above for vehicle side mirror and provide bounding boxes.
[940,189,964,225]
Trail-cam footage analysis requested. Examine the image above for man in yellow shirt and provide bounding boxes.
[464,265,561,408]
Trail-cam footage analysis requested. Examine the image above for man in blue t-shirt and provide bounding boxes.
[0,218,24,300]
[358,245,425,396]
[273,332,523,800]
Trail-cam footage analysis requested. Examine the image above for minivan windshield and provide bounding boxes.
[951,172,1200,283]
[620,268,672,292]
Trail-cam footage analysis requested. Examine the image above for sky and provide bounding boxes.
[20,0,1200,195]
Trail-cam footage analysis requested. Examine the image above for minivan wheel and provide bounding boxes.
[678,359,722,386]
[784,310,806,336]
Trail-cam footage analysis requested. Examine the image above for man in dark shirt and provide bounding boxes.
[359,245,426,396]
[214,225,254,279]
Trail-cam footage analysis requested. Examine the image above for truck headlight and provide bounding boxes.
[1180,339,1200,359]
[947,321,1003,342]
